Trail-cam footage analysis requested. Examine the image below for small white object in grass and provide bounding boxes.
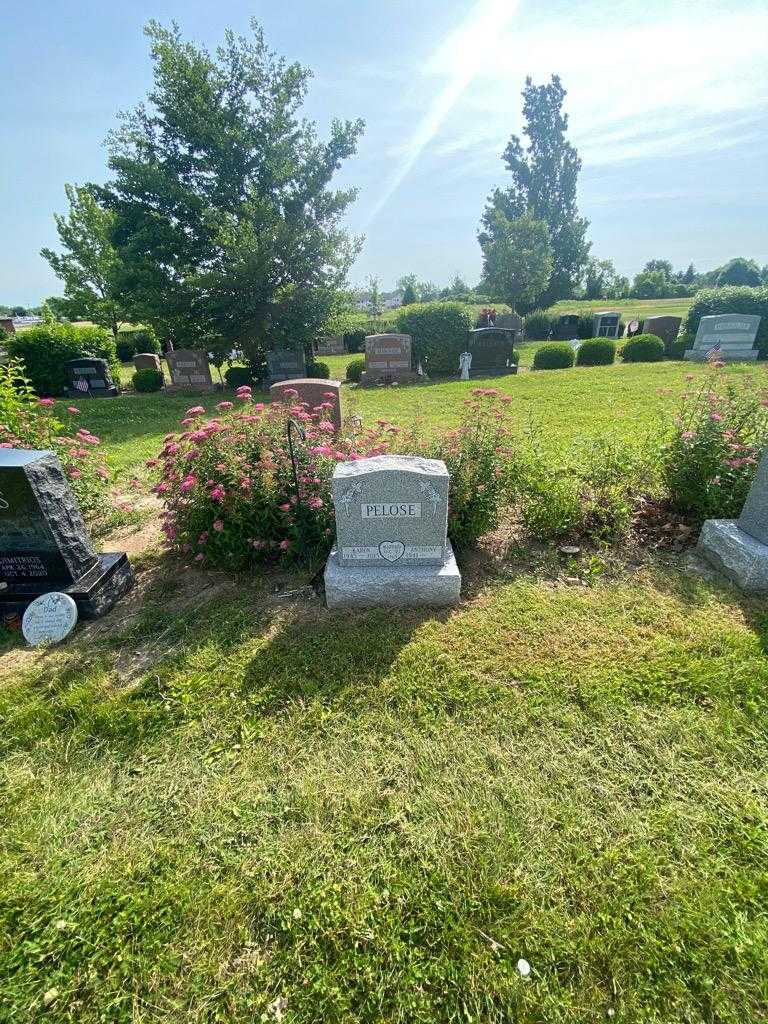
[517,958,531,977]
[292,908,302,920]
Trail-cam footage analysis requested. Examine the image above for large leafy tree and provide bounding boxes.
[480,75,589,308]
[41,184,127,338]
[97,20,364,360]
[480,211,553,311]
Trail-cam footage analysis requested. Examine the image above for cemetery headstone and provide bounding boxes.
[315,335,345,356]
[459,351,472,380]
[133,352,162,373]
[22,591,78,646]
[0,317,15,335]
[553,314,580,340]
[65,358,119,398]
[166,349,214,390]
[495,313,523,338]
[0,449,135,618]
[641,315,681,353]
[360,334,417,386]
[697,446,768,592]
[269,378,343,433]
[324,454,461,607]
[684,314,761,362]
[467,327,516,376]
[265,348,307,385]
[593,311,621,339]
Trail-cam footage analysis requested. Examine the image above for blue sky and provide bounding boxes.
[2,0,767,304]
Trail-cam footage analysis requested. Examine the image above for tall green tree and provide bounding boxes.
[480,212,553,311]
[98,20,364,360]
[41,184,126,338]
[715,258,762,288]
[480,75,589,308]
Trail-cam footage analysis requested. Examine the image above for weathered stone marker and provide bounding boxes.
[265,349,306,385]
[684,314,761,362]
[133,352,162,373]
[324,454,461,607]
[360,334,417,386]
[269,378,343,433]
[697,448,768,592]
[552,314,580,340]
[315,335,345,356]
[66,358,119,398]
[166,349,214,390]
[641,315,682,354]
[0,449,135,618]
[467,327,517,376]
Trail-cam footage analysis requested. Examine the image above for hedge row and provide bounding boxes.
[395,302,474,374]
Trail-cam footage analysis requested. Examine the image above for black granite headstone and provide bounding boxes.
[66,358,119,398]
[0,450,134,618]
[266,349,306,385]
[552,314,580,340]
[467,328,516,376]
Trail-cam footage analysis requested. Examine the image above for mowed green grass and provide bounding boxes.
[548,296,694,321]
[4,357,767,1022]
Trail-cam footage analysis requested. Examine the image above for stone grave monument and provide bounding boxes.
[697,447,768,592]
[324,454,461,608]
[495,313,523,339]
[0,449,135,618]
[315,335,345,356]
[265,349,307,385]
[65,358,119,398]
[593,311,621,339]
[133,352,162,373]
[269,378,343,433]
[360,334,417,386]
[467,327,517,376]
[166,349,214,390]
[641,315,682,354]
[553,314,580,340]
[684,314,761,362]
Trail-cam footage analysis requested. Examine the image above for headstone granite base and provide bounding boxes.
[0,552,135,619]
[696,520,768,593]
[324,541,461,608]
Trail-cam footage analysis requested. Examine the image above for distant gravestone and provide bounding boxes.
[467,327,516,376]
[22,591,78,646]
[324,454,461,607]
[0,449,134,618]
[697,447,768,592]
[265,349,306,385]
[65,358,119,398]
[360,334,417,386]
[684,314,761,362]
[593,311,621,339]
[642,315,682,354]
[166,349,214,390]
[133,352,162,373]
[315,335,345,356]
[269,378,343,433]
[495,313,523,338]
[553,314,580,340]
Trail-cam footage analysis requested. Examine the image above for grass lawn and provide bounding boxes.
[547,297,694,321]
[3,359,767,1022]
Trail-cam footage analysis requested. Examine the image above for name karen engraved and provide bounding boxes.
[361,502,421,519]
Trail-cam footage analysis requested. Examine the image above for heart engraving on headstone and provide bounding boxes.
[378,541,405,562]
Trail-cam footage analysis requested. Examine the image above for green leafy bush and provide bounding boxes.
[306,361,330,380]
[576,338,615,366]
[395,302,473,375]
[662,367,768,523]
[576,314,595,339]
[224,366,253,390]
[669,337,690,359]
[133,367,164,392]
[346,358,365,383]
[533,342,575,370]
[343,329,366,354]
[523,310,554,340]
[116,337,135,362]
[622,333,665,363]
[683,286,768,357]
[7,322,118,396]
[117,326,161,361]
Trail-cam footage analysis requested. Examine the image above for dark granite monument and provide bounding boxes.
[0,450,134,618]
[265,349,307,385]
[552,314,580,340]
[467,327,517,376]
[495,313,523,339]
[641,315,682,354]
[65,358,119,398]
[360,334,418,386]
[166,349,214,391]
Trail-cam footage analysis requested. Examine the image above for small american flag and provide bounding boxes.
[72,378,90,393]
[706,341,722,358]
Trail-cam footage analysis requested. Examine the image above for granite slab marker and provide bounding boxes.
[66,358,119,398]
[269,378,343,433]
[266,349,306,385]
[324,454,461,607]
[360,334,418,386]
[684,314,761,362]
[166,349,214,390]
[641,315,682,354]
[133,352,162,373]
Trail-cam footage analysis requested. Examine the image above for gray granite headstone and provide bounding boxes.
[66,358,119,398]
[266,349,306,384]
[697,446,768,592]
[166,349,214,389]
[552,314,580,340]
[685,314,761,362]
[593,312,621,339]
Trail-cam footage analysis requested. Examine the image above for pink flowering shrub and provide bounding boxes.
[0,360,109,520]
[663,366,768,522]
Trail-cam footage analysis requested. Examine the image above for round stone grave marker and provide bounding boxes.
[22,592,78,646]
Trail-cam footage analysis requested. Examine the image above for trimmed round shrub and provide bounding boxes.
[346,358,365,383]
[622,333,665,362]
[524,310,555,340]
[576,338,615,366]
[132,367,164,393]
[395,302,473,375]
[116,337,135,362]
[306,360,330,379]
[683,286,768,357]
[224,365,253,390]
[7,322,118,396]
[533,342,575,370]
